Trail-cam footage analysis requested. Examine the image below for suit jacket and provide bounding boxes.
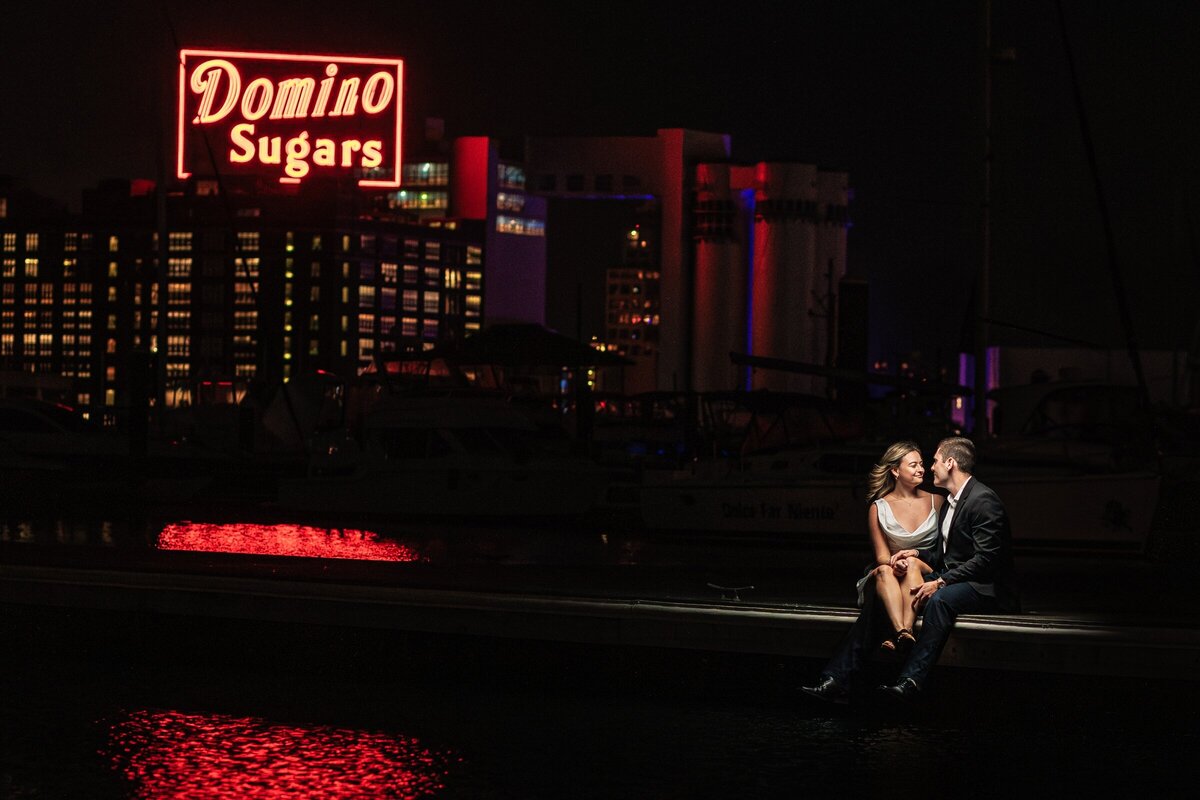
[936,477,1020,612]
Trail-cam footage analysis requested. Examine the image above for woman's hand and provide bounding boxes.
[889,549,918,566]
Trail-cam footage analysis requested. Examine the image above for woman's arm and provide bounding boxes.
[867,503,891,566]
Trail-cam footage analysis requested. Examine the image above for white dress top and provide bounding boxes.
[855,494,940,606]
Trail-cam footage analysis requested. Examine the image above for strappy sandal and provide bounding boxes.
[879,636,897,653]
[895,629,916,654]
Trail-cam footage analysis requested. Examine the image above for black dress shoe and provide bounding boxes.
[798,676,850,705]
[876,677,921,704]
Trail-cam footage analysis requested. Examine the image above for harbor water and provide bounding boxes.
[3,512,1197,797]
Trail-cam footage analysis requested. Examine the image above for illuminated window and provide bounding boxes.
[309,314,319,331]
[496,192,525,212]
[107,314,118,330]
[168,258,191,277]
[24,258,38,278]
[359,285,376,307]
[403,239,419,259]
[341,287,349,304]
[380,314,395,334]
[496,215,545,236]
[108,262,118,278]
[235,257,260,278]
[423,291,440,314]
[309,287,320,302]
[422,318,438,338]
[105,389,116,406]
[381,262,397,284]
[168,283,191,305]
[0,334,11,355]
[2,258,14,277]
[358,339,374,360]
[465,271,482,291]
[64,233,78,252]
[235,282,257,305]
[1,233,13,252]
[168,232,192,251]
[167,335,190,356]
[107,338,117,354]
[358,314,375,334]
[466,246,482,266]
[401,317,417,336]
[108,235,118,253]
[25,233,39,252]
[312,234,322,251]
[444,270,461,289]
[402,290,418,312]
[381,287,396,310]
[424,241,441,261]
[465,294,482,317]
[107,286,118,303]
[403,264,419,284]
[401,162,449,185]
[63,257,77,276]
[286,231,295,252]
[497,164,525,190]
[341,234,352,252]
[237,232,260,251]
[234,311,258,330]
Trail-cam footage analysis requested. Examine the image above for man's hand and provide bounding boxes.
[910,579,942,611]
[892,558,909,577]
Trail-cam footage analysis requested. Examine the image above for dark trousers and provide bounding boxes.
[823,581,996,688]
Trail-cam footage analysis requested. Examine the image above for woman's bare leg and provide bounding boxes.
[873,566,906,636]
[899,558,931,632]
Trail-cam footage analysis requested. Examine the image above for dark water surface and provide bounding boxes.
[3,510,1197,797]
[3,604,1196,799]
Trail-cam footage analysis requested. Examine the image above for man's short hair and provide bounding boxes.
[937,436,976,474]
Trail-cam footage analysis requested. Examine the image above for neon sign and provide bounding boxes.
[177,49,403,188]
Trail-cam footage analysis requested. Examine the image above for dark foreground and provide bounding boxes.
[3,605,1196,798]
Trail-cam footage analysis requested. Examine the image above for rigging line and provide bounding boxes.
[980,318,1104,349]
[1054,0,1149,409]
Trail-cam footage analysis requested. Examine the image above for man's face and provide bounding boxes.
[930,448,950,487]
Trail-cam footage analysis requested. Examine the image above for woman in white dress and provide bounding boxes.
[857,440,944,653]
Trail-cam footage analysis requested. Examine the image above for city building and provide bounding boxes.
[525,129,853,395]
[0,144,547,420]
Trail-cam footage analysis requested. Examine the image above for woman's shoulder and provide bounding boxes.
[922,489,946,507]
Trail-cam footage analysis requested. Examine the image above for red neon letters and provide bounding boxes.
[177,49,404,188]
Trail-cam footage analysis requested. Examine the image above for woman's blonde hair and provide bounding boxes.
[866,440,922,503]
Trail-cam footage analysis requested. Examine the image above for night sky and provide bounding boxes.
[2,0,1197,364]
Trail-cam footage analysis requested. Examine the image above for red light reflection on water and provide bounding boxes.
[157,522,421,562]
[105,709,458,798]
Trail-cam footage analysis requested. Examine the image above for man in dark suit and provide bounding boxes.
[800,436,1019,704]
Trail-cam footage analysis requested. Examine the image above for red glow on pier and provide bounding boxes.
[156,521,420,562]
[105,709,458,798]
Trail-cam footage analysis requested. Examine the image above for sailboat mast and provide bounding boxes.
[974,0,993,436]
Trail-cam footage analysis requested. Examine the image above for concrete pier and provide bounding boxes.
[4,557,1197,682]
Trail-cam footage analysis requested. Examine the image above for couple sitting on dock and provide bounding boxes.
[801,436,1020,705]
